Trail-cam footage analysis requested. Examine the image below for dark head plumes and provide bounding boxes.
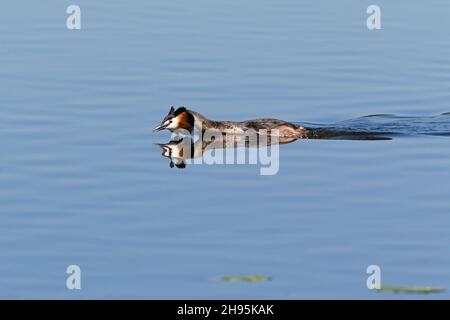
[153,106,194,133]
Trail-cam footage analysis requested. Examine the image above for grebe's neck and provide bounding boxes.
[187,110,219,130]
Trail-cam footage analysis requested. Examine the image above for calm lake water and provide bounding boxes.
[1,1,450,299]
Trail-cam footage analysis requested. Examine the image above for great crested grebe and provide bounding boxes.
[153,106,307,140]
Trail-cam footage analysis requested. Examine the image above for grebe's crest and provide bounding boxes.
[153,106,194,132]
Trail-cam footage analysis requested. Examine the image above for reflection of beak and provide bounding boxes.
[153,143,171,158]
[153,122,168,132]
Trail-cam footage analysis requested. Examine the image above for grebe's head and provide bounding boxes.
[153,106,195,133]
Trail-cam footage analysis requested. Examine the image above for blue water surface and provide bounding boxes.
[1,1,450,299]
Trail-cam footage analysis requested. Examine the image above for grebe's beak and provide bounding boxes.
[153,122,168,132]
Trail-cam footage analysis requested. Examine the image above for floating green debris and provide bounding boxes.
[222,275,271,283]
[377,285,445,294]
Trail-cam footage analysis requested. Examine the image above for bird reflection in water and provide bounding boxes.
[154,130,295,171]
